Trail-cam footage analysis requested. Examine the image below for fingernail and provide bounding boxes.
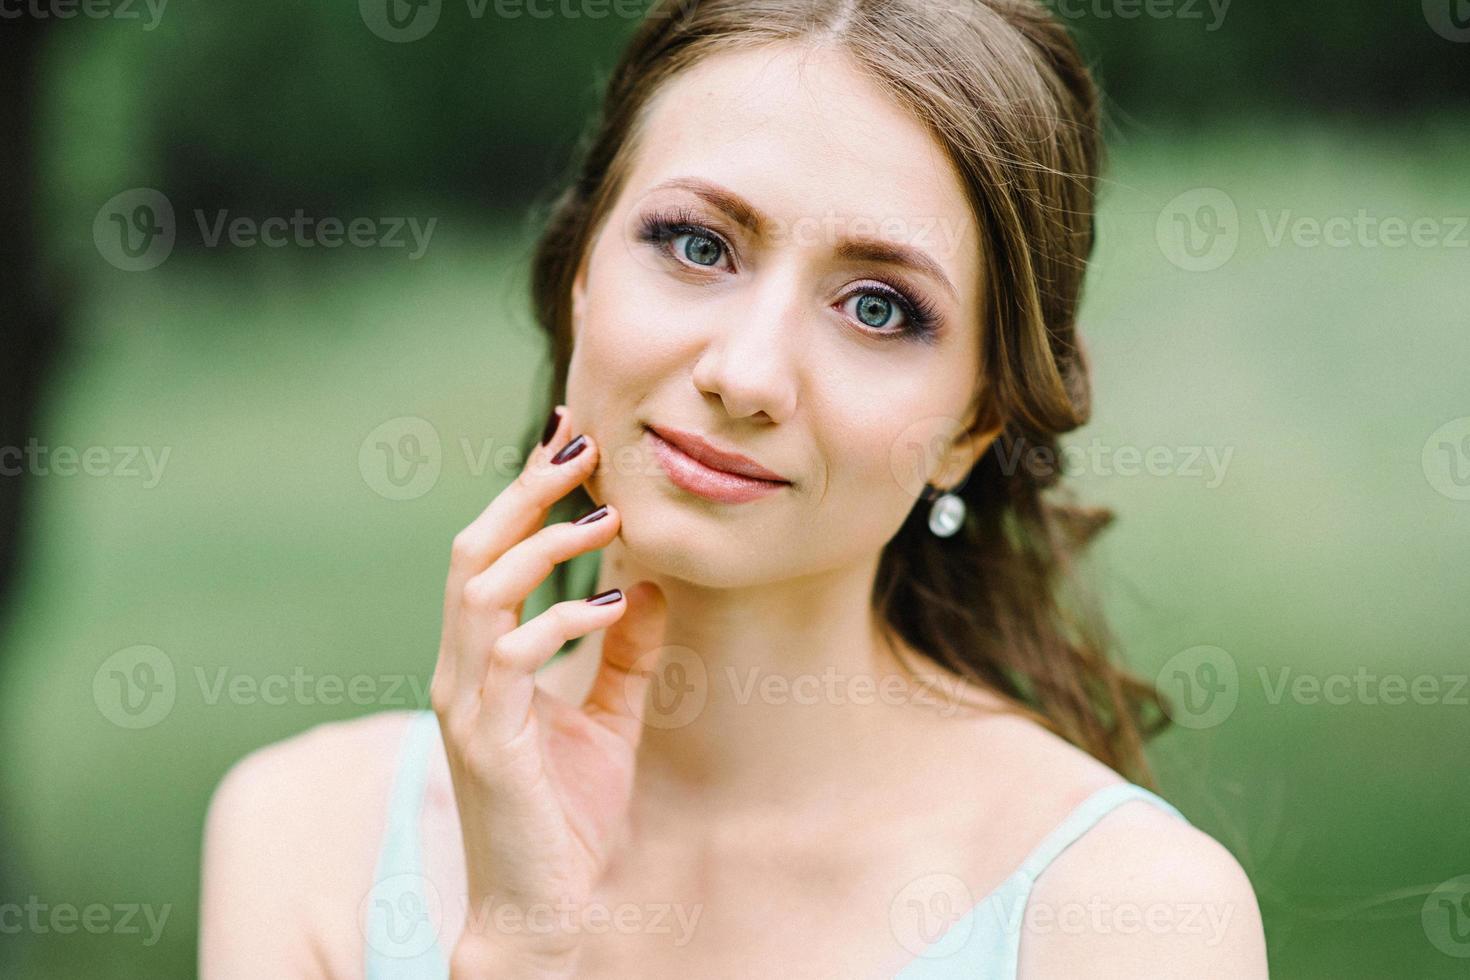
[585,587,623,605]
[539,406,563,447]
[550,434,587,465]
[573,503,609,526]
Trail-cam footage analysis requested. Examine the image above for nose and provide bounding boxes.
[689,269,802,423]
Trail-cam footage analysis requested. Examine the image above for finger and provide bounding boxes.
[432,405,576,696]
[449,506,622,707]
[467,503,621,615]
[437,410,597,691]
[582,581,668,743]
[477,591,630,745]
[444,406,593,611]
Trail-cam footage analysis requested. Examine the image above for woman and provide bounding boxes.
[200,0,1269,976]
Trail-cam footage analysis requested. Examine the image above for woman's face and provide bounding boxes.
[567,42,990,588]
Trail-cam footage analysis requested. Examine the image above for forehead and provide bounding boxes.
[622,43,980,284]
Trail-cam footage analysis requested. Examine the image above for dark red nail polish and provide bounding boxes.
[550,434,587,465]
[539,407,562,447]
[573,504,609,526]
[585,587,623,605]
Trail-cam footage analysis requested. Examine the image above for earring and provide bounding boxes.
[921,482,966,538]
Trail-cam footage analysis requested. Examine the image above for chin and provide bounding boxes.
[624,506,802,590]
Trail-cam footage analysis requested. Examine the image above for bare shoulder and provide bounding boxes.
[941,710,1269,977]
[1017,787,1269,978]
[200,709,424,979]
[203,708,420,866]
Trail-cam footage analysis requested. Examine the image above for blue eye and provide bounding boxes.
[637,207,734,271]
[634,207,943,344]
[841,283,942,343]
[850,292,901,330]
[674,231,724,267]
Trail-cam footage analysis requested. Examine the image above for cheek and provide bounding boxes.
[570,309,667,412]
[568,262,652,394]
[592,233,685,342]
[816,390,960,507]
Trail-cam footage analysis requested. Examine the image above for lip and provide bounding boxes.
[645,426,790,504]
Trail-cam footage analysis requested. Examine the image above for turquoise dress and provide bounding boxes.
[363,710,1189,978]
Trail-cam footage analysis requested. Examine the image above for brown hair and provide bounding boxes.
[522,0,1170,783]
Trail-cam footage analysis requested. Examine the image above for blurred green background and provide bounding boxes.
[1,1,1468,977]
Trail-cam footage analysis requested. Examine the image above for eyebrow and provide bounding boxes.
[648,176,959,302]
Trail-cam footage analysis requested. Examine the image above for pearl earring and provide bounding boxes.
[921,482,966,538]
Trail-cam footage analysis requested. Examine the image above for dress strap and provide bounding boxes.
[990,782,1189,973]
[1014,782,1187,884]
[363,710,450,978]
[895,782,1189,978]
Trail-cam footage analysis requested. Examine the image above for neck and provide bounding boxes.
[584,536,954,834]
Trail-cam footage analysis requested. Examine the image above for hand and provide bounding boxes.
[429,406,668,975]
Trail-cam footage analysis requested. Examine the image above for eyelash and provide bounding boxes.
[634,207,943,344]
